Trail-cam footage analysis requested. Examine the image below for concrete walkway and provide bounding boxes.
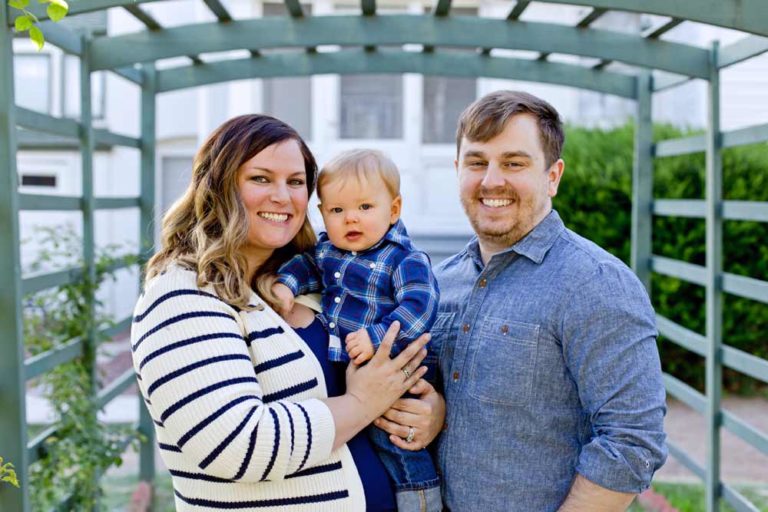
[656,397,768,484]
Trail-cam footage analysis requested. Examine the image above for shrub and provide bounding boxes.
[556,122,768,393]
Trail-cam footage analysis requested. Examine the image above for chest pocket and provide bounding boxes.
[468,316,539,407]
[342,257,393,303]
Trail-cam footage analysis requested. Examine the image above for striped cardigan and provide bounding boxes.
[131,264,365,511]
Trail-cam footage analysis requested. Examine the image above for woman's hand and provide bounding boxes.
[373,379,446,451]
[345,321,430,421]
[325,321,430,450]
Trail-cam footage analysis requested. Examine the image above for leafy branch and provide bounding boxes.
[24,225,140,510]
[9,0,69,50]
[0,457,20,488]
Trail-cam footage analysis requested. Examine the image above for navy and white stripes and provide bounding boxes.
[131,265,364,511]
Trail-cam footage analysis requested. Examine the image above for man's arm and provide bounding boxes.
[558,474,636,512]
[560,261,667,501]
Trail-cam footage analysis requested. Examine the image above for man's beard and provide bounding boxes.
[461,188,540,249]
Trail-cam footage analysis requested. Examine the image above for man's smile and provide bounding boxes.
[480,198,514,208]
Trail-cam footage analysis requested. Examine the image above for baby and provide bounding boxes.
[272,149,441,511]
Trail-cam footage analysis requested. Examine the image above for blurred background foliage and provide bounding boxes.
[557,122,767,394]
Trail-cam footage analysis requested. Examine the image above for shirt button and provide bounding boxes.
[369,263,375,269]
[334,272,341,278]
[334,297,341,303]
[501,325,509,335]
[478,278,487,288]
[462,324,470,334]
[452,371,460,382]
[351,251,357,256]
[329,322,336,329]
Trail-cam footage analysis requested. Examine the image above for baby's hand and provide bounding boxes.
[346,328,374,365]
[271,282,295,314]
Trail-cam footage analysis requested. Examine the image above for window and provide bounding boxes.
[263,77,313,140]
[20,174,57,187]
[13,54,51,113]
[258,4,313,140]
[161,156,193,216]
[340,75,403,139]
[63,55,106,120]
[422,77,476,144]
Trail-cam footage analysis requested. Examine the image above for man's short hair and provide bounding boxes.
[456,90,564,168]
[317,148,400,202]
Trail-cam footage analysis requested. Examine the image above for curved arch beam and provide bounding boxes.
[12,0,766,37]
[90,15,710,78]
[533,0,768,38]
[155,49,638,98]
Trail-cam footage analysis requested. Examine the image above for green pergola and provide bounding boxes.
[2,1,768,510]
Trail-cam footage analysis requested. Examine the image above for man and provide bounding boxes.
[432,90,667,511]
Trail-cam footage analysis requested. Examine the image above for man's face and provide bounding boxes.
[456,114,564,257]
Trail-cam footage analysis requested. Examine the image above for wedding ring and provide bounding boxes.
[406,426,415,443]
[402,367,412,379]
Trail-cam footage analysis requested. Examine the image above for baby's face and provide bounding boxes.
[318,174,401,253]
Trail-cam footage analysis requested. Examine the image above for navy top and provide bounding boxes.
[295,318,397,511]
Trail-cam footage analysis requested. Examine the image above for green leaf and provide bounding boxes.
[29,25,44,50]
[46,0,68,22]
[14,14,33,32]
[9,0,29,9]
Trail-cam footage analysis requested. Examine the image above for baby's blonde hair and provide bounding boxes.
[317,149,400,201]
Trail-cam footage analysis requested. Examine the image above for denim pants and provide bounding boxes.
[368,355,441,512]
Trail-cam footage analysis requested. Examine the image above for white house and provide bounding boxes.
[13,0,768,319]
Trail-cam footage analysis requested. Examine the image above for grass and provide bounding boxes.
[638,482,768,512]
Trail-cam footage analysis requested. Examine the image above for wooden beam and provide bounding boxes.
[90,16,712,79]
[507,0,531,21]
[156,48,638,98]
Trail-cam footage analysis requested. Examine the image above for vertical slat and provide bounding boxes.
[79,34,99,509]
[0,4,29,511]
[631,72,653,291]
[507,0,530,21]
[139,64,157,487]
[704,41,723,512]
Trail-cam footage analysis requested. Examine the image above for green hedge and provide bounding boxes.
[555,123,768,393]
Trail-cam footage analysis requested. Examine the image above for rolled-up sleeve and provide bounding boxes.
[561,261,667,493]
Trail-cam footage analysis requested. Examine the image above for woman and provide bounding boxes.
[130,114,443,511]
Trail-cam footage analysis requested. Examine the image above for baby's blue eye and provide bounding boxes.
[360,204,373,211]
[330,207,343,214]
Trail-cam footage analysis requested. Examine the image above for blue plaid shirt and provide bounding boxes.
[277,220,439,362]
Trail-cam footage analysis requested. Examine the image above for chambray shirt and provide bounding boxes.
[433,210,667,512]
[277,220,439,361]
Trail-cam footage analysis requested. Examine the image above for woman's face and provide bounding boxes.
[237,139,309,267]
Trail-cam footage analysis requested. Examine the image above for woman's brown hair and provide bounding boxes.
[145,114,318,309]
